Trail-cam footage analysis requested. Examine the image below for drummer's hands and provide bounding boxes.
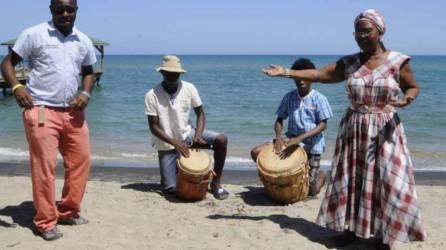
[192,136,207,147]
[273,137,284,154]
[279,144,299,160]
[263,65,285,77]
[173,141,190,158]
[278,137,302,159]
[287,137,302,146]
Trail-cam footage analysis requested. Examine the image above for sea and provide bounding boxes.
[1,55,445,172]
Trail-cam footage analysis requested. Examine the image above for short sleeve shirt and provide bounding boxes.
[12,21,97,107]
[276,89,333,154]
[145,81,202,151]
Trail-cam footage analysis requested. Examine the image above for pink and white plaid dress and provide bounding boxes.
[316,51,427,245]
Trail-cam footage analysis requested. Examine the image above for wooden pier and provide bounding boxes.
[1,36,109,95]
[0,67,28,95]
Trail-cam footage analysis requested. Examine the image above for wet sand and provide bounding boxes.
[1,162,445,186]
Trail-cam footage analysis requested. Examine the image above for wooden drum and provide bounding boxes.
[256,144,309,204]
[176,149,213,201]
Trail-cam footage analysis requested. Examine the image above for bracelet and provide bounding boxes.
[80,91,91,99]
[283,68,291,78]
[405,95,415,104]
[12,84,25,94]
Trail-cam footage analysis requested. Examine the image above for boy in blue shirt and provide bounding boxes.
[251,58,333,197]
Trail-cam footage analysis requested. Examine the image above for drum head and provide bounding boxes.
[257,143,307,174]
[178,149,211,174]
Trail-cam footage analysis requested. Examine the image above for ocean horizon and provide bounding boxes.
[1,55,445,172]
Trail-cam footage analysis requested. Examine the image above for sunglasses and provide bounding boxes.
[53,6,77,15]
[353,29,375,38]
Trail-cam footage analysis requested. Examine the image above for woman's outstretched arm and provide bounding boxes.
[263,60,345,84]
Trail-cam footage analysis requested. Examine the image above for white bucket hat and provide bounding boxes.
[156,55,187,73]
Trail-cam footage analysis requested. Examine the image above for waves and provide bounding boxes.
[1,146,446,173]
[0,147,28,162]
[1,55,446,175]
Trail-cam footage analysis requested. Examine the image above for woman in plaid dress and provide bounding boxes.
[263,9,426,249]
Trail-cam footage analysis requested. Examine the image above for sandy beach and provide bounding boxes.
[0,164,445,250]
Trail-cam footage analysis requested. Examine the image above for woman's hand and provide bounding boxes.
[263,65,285,77]
[390,96,414,108]
[396,61,418,108]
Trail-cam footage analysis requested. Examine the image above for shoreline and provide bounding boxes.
[1,162,445,186]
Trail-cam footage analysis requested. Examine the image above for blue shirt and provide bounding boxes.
[12,21,97,107]
[276,89,333,154]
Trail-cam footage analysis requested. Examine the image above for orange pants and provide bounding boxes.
[23,106,90,232]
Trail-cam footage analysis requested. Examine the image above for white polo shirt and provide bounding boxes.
[12,21,97,107]
[145,80,202,151]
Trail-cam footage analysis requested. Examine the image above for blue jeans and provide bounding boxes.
[157,129,220,191]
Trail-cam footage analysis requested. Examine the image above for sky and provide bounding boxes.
[1,0,445,55]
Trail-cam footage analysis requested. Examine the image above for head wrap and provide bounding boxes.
[354,9,386,34]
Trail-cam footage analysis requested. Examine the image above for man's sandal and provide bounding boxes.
[211,187,229,200]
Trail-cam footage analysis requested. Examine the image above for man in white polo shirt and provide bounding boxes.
[1,0,96,241]
[145,55,230,200]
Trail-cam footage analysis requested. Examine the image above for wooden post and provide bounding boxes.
[100,45,104,72]
[94,45,105,72]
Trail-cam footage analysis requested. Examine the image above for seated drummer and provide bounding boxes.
[251,58,333,197]
[145,55,229,200]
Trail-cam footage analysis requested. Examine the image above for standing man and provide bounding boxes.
[145,55,230,200]
[1,0,96,241]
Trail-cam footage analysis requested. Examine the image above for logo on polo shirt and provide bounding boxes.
[44,44,59,49]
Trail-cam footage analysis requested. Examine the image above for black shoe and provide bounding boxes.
[162,186,177,194]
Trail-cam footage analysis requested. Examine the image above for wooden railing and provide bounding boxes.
[0,67,28,88]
